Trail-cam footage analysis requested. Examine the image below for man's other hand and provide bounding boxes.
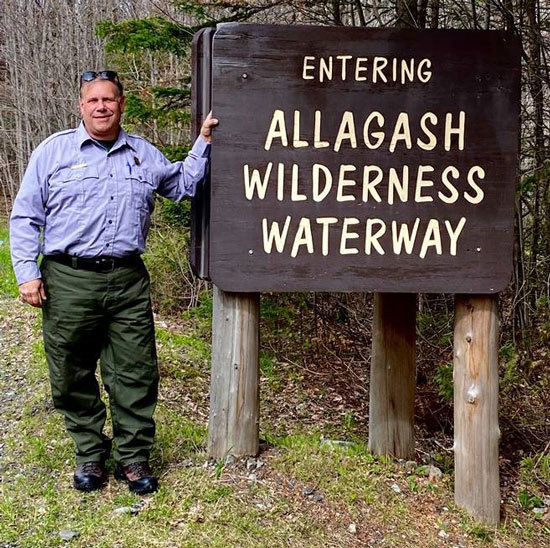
[19,279,47,307]
[200,111,218,143]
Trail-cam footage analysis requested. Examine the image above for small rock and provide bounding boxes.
[438,529,449,538]
[181,458,194,467]
[113,506,132,515]
[248,473,257,483]
[348,523,357,534]
[311,491,324,503]
[59,530,80,541]
[246,458,257,471]
[225,455,236,466]
[391,483,401,493]
[533,507,547,517]
[131,501,145,514]
[404,460,417,471]
[425,465,443,480]
[303,485,323,502]
[188,503,204,522]
[320,439,354,449]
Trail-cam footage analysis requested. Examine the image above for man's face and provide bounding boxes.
[79,80,125,140]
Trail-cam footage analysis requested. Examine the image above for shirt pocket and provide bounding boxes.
[125,167,155,210]
[48,166,99,211]
[125,166,155,246]
[46,166,99,243]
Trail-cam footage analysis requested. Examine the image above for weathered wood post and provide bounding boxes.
[454,295,500,524]
[369,293,416,458]
[208,287,260,458]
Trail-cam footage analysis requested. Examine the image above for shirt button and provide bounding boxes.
[106,243,110,247]
[109,220,113,224]
[110,196,114,200]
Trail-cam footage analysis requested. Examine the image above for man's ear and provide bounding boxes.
[119,94,126,113]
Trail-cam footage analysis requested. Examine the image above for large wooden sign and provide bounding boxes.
[208,23,520,292]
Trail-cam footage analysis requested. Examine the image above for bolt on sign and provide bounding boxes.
[204,23,520,293]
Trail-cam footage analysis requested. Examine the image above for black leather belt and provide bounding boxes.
[46,254,142,272]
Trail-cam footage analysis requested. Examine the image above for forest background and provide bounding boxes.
[0,0,549,546]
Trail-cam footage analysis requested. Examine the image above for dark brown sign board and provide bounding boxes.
[207,23,520,293]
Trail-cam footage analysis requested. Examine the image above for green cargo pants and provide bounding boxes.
[41,257,159,465]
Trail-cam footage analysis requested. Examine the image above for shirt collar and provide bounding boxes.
[76,121,136,152]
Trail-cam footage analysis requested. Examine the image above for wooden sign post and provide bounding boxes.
[192,23,520,524]
[454,294,500,523]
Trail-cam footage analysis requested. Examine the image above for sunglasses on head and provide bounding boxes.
[80,70,123,94]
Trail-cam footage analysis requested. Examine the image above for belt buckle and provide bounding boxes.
[99,257,116,272]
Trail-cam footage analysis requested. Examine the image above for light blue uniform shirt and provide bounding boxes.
[10,122,210,285]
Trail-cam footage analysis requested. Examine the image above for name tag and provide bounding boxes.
[70,163,87,169]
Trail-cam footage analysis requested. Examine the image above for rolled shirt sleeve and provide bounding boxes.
[10,146,49,285]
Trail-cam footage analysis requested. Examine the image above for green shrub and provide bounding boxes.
[143,200,206,314]
[434,362,453,403]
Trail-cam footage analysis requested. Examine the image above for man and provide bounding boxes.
[10,70,217,494]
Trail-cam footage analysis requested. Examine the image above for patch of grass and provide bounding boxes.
[518,490,544,510]
[517,451,550,513]
[152,407,207,466]
[0,224,17,296]
[156,327,210,391]
[157,327,210,365]
[28,339,48,382]
[182,289,212,335]
[268,432,384,503]
[520,452,550,486]
[260,351,283,389]
[461,520,495,542]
